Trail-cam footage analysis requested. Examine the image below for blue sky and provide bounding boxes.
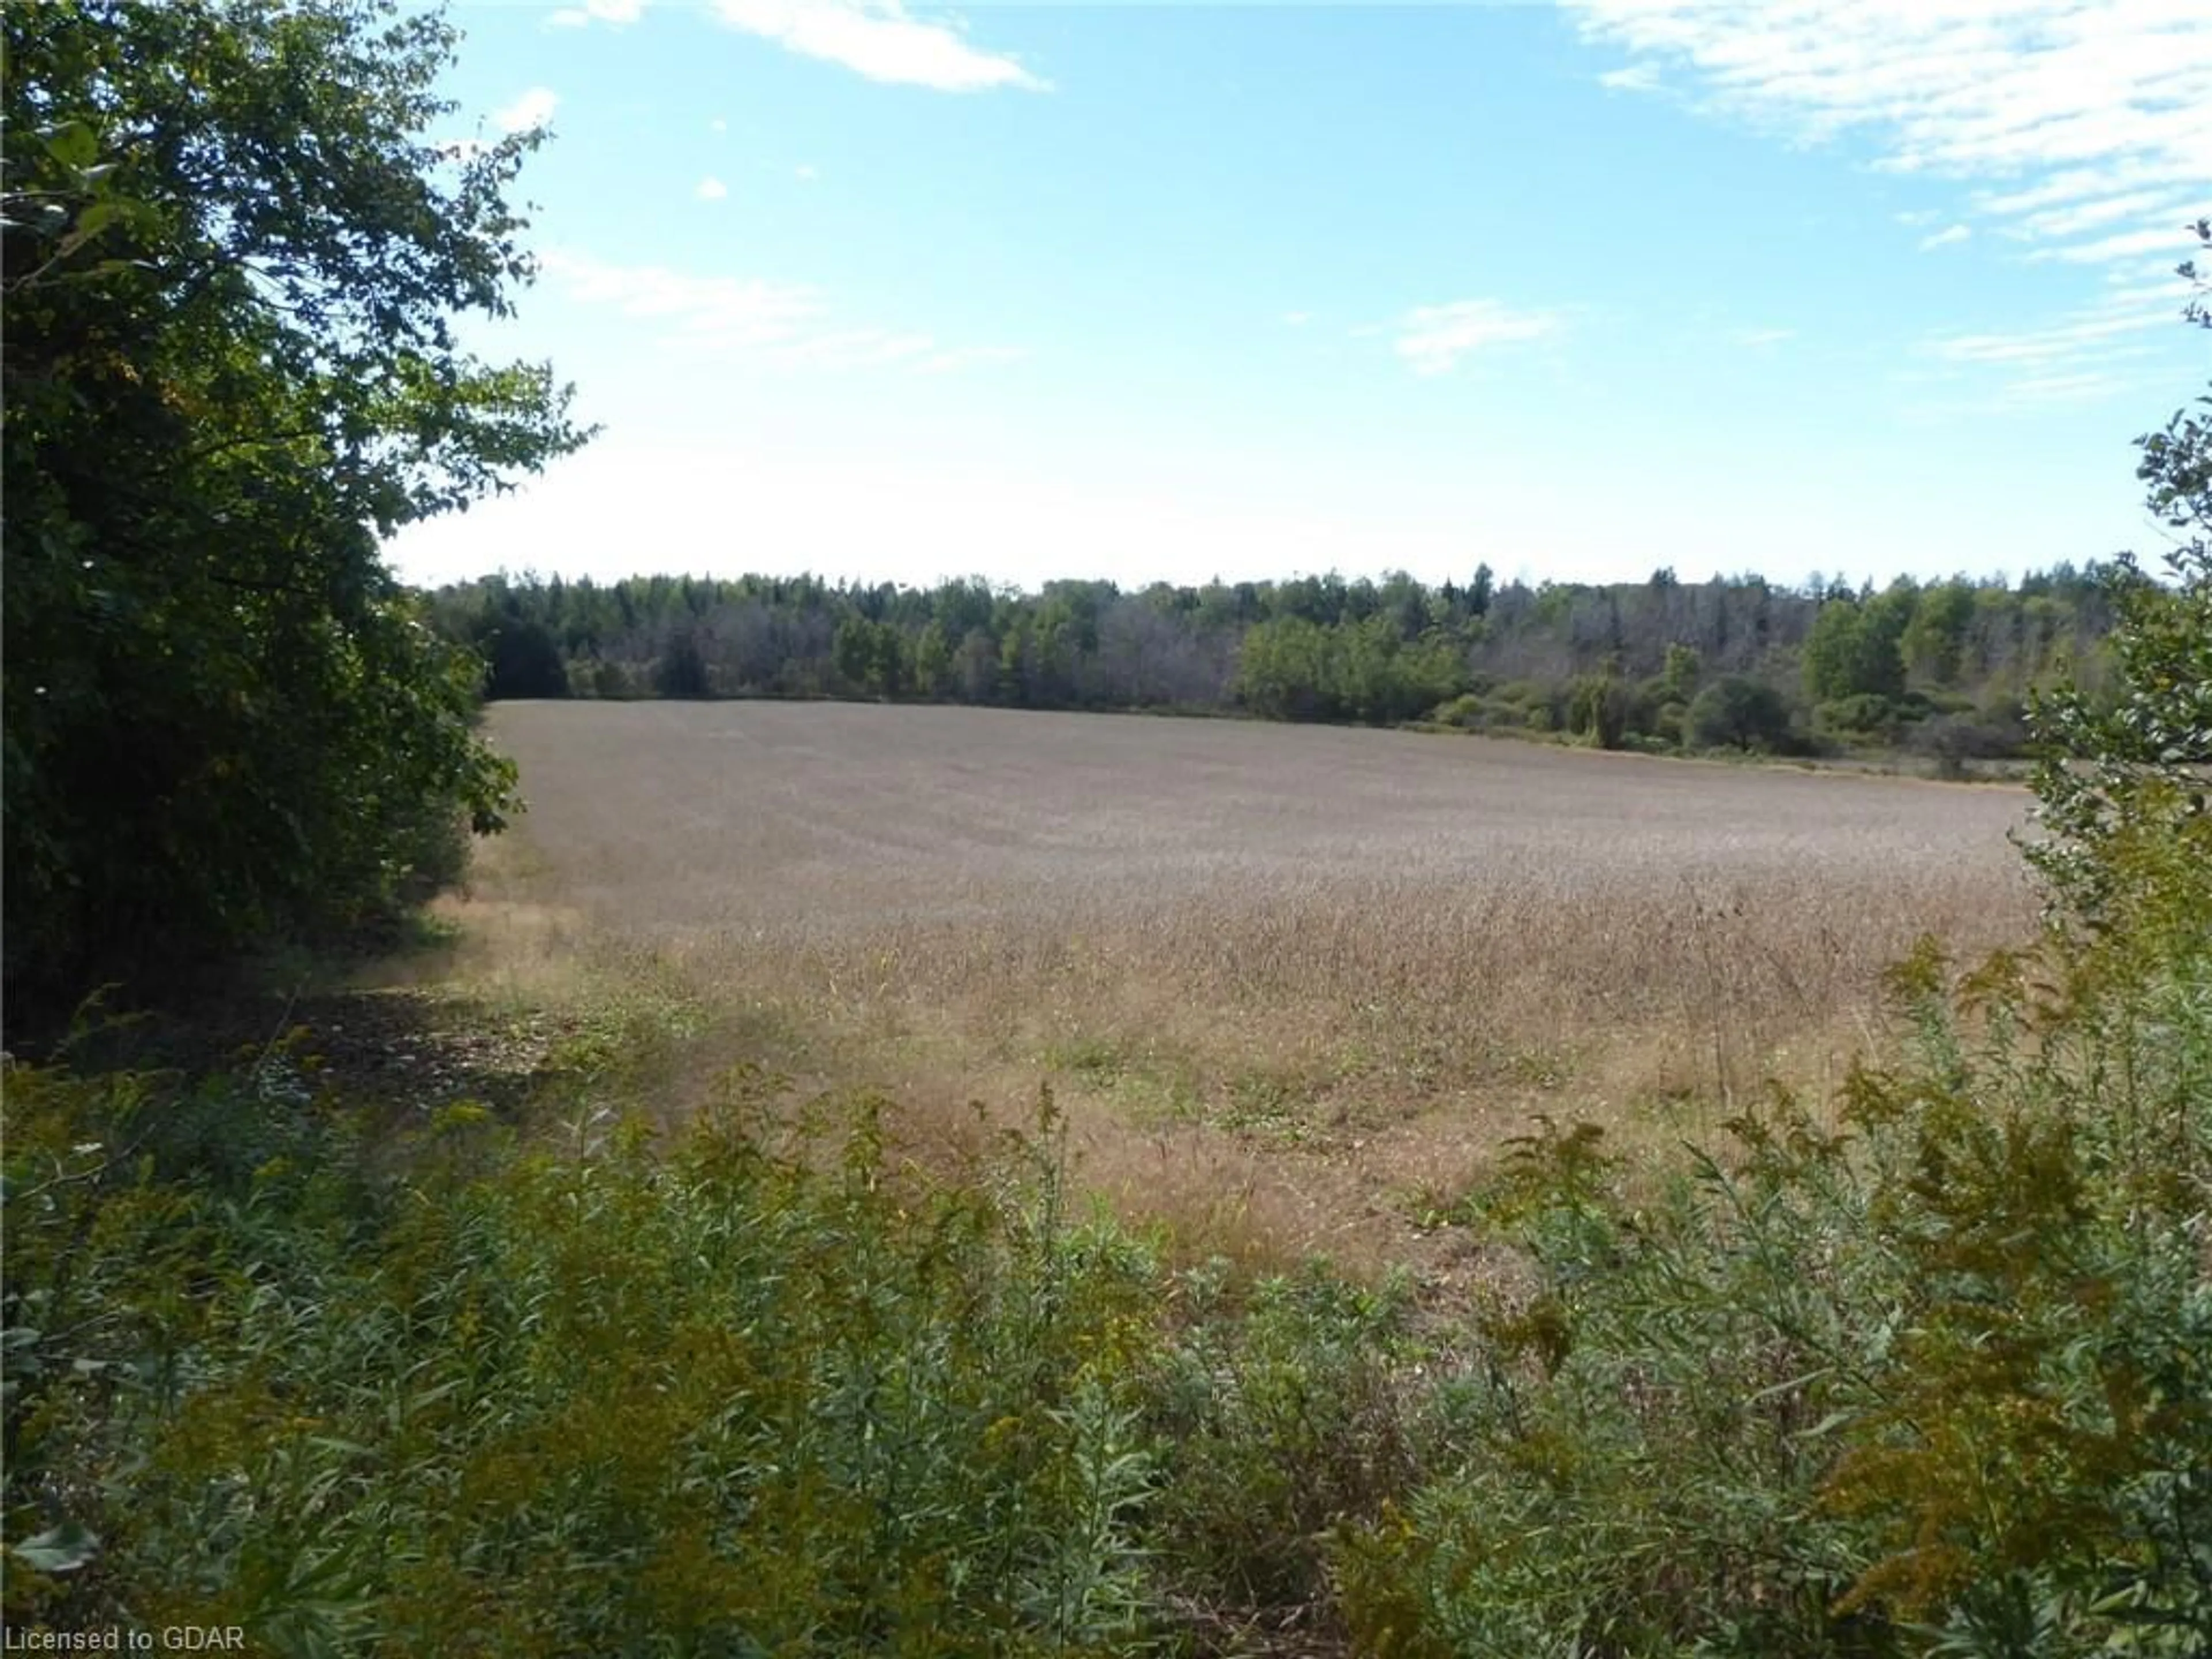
[386,0,2211,594]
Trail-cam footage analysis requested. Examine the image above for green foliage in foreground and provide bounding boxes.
[1332,937,2211,1658]
[5,1070,1175,1654]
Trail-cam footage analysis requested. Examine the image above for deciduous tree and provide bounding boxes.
[2,0,592,997]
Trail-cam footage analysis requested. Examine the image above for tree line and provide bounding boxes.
[427,560,2128,764]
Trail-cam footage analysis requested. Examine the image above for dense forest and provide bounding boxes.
[427,560,2128,766]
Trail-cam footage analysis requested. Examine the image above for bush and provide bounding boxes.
[1815,693,1903,744]
[1908,711,2028,779]
[1145,1263,1421,1620]
[1687,676,1794,753]
[1330,323,2212,1657]
[1331,940,2212,1657]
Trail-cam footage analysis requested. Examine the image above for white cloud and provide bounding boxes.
[695,176,729,202]
[543,251,824,349]
[1919,223,1972,251]
[1281,310,1313,326]
[541,248,1022,373]
[1930,298,2172,368]
[2020,188,2191,237]
[2009,369,2137,405]
[549,0,644,26]
[1734,326,1796,347]
[1894,207,1942,228]
[2033,222,2207,263]
[1599,63,1661,92]
[493,86,559,134]
[1563,0,2212,391]
[1393,300,1561,377]
[710,0,1048,92]
[1562,1,2211,251]
[794,163,819,181]
[709,116,729,133]
[1918,281,2176,414]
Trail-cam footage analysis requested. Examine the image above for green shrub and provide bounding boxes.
[1430,692,1486,729]
[1330,940,2212,1656]
[1144,1260,1421,1619]
[3,1065,1175,1654]
[1687,676,1794,753]
[1815,693,1903,743]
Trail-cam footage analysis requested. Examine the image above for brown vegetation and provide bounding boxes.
[459,700,2037,1269]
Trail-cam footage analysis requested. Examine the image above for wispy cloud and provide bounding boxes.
[2009,369,2139,406]
[1914,279,2180,413]
[710,0,1048,92]
[1904,364,2145,422]
[1563,0,2210,393]
[1929,300,2172,369]
[2034,224,2206,264]
[543,252,821,351]
[1563,2,2209,259]
[2017,188,2187,238]
[549,0,644,27]
[1734,326,1796,347]
[1919,224,1971,252]
[1394,299,1561,377]
[1281,310,1313,327]
[541,249,1023,373]
[709,116,728,134]
[493,86,559,134]
[794,163,819,181]
[1599,63,1661,93]
[695,176,729,202]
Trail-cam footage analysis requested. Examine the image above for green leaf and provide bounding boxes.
[71,199,120,242]
[41,119,99,172]
[10,1521,100,1575]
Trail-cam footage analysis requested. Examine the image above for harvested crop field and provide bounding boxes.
[463,701,2040,1269]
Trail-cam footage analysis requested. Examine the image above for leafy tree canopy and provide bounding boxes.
[2,0,593,999]
[2027,219,2212,950]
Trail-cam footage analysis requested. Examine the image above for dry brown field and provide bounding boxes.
[451,700,2040,1274]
